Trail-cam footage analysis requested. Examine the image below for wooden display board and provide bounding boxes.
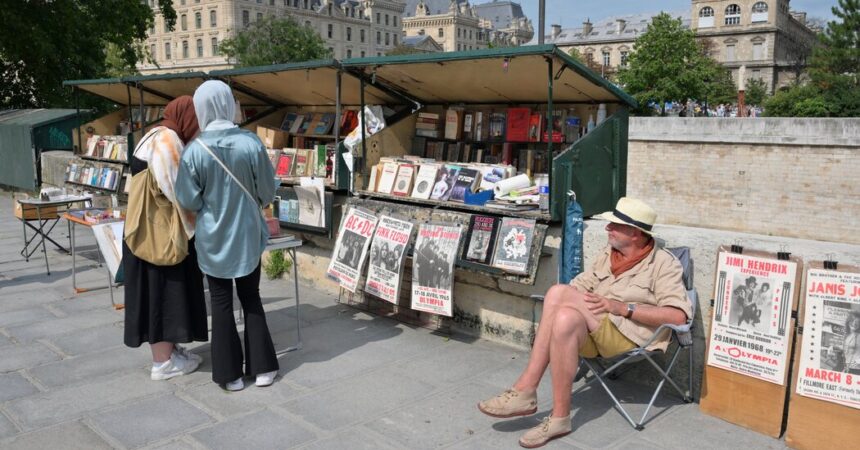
[785,261,860,450]
[699,245,803,437]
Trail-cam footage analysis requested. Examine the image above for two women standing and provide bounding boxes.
[124,81,279,391]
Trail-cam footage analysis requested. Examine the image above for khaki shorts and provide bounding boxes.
[579,315,637,358]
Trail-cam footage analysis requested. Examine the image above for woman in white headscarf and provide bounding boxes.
[175,80,279,391]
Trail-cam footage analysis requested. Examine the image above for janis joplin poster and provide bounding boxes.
[706,250,799,385]
[411,223,462,317]
[795,268,860,409]
[326,207,378,292]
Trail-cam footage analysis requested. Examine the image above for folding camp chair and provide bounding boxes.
[571,246,697,430]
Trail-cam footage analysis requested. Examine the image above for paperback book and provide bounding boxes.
[490,217,537,274]
[462,215,500,265]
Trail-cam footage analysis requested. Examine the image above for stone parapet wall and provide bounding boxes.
[628,118,860,244]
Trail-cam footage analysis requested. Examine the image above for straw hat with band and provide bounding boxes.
[598,197,657,236]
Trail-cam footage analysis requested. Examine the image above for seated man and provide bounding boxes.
[478,197,691,448]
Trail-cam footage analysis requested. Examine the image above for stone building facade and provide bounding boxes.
[543,0,819,93]
[401,0,532,52]
[139,0,405,74]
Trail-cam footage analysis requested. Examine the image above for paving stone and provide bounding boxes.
[300,427,401,450]
[390,339,513,389]
[191,409,315,450]
[145,437,200,450]
[50,292,121,314]
[635,404,789,450]
[90,394,213,449]
[0,372,39,403]
[0,342,61,372]
[0,420,112,450]
[0,307,57,328]
[29,346,148,388]
[363,382,504,449]
[5,372,172,431]
[46,322,125,356]
[448,428,585,450]
[477,352,555,410]
[282,367,436,431]
[0,333,13,347]
[5,310,120,343]
[181,375,300,419]
[0,288,65,313]
[0,413,17,440]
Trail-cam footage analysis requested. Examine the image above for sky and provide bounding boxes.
[518,0,839,31]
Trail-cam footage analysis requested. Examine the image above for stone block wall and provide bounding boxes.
[628,118,860,245]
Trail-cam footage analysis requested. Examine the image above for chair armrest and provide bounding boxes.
[638,320,694,349]
[530,295,545,302]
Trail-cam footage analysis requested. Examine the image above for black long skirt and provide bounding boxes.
[122,239,209,347]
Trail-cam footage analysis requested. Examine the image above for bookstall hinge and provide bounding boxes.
[797,326,803,335]
[709,298,715,307]
[730,243,744,254]
[824,260,839,270]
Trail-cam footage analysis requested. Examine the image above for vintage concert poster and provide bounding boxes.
[795,268,860,409]
[326,207,378,293]
[411,223,462,317]
[706,251,798,385]
[364,215,413,304]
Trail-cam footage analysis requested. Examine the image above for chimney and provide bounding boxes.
[616,19,626,34]
[582,18,593,36]
[791,11,807,25]
[551,24,562,39]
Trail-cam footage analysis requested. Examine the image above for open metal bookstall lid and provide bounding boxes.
[210,60,400,107]
[63,72,208,106]
[341,44,637,106]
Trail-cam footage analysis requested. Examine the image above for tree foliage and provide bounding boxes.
[744,78,769,106]
[766,0,860,116]
[0,0,175,109]
[219,15,330,67]
[617,13,729,115]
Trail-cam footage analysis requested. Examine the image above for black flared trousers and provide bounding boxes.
[207,263,279,384]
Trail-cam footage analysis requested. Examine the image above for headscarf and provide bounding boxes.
[193,80,238,131]
[160,96,199,144]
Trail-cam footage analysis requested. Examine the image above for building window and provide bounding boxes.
[150,44,156,61]
[165,42,171,60]
[393,16,397,27]
[163,18,169,33]
[211,37,218,55]
[303,0,308,8]
[385,32,389,45]
[376,12,380,24]
[361,51,365,57]
[347,27,351,41]
[469,29,472,39]
[457,28,461,38]
[602,51,610,67]
[347,49,352,58]
[257,12,263,21]
[698,6,715,28]
[270,0,274,5]
[438,28,444,38]
[620,51,629,67]
[726,44,736,61]
[327,23,333,38]
[360,29,365,43]
[180,0,185,5]
[210,10,217,27]
[195,12,202,29]
[196,39,203,57]
[393,34,397,46]
[242,10,249,27]
[305,20,311,28]
[376,31,381,44]
[753,42,763,59]
[725,4,741,25]
[385,14,389,26]
[182,40,189,58]
[181,14,187,31]
[752,2,769,22]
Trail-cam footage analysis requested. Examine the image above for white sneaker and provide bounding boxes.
[255,370,278,387]
[224,377,244,391]
[173,345,203,364]
[151,353,200,381]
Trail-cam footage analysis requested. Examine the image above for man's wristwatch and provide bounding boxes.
[624,303,636,319]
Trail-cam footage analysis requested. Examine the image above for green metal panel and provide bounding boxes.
[551,108,628,219]
[32,115,79,150]
[0,124,36,190]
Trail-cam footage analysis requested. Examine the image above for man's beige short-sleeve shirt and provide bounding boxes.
[571,245,691,351]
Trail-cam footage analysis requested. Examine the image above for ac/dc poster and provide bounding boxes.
[326,207,378,292]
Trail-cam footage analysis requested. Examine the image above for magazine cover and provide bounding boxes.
[364,215,414,304]
[326,207,378,292]
[462,215,499,264]
[795,267,860,409]
[706,251,798,385]
[411,224,462,317]
[430,165,460,201]
[490,218,536,274]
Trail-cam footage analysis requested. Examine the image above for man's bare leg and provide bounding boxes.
[548,307,589,417]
